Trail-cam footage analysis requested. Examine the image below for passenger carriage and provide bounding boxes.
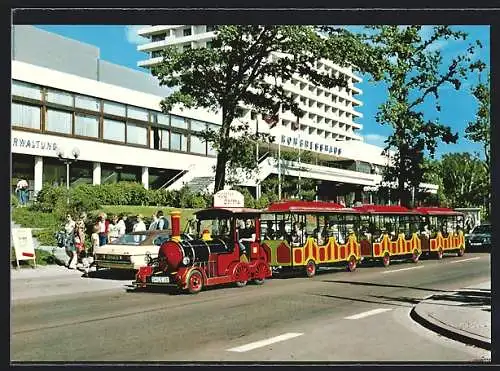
[134,205,272,294]
[260,200,361,277]
[414,207,465,259]
[354,205,422,267]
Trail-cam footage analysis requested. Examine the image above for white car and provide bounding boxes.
[94,230,171,271]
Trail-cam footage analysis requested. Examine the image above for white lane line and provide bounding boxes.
[381,266,424,274]
[345,308,392,320]
[450,257,481,264]
[227,332,303,352]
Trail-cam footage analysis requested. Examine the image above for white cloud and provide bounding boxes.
[364,133,388,148]
[125,25,148,45]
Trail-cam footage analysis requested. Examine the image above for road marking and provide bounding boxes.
[450,257,481,264]
[345,308,392,320]
[227,332,303,352]
[381,266,424,274]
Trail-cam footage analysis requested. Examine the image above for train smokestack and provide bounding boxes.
[170,210,181,241]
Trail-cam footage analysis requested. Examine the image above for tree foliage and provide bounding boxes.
[360,26,484,207]
[153,25,383,192]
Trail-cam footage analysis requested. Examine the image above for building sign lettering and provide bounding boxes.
[281,135,342,156]
[12,137,58,151]
[213,190,245,208]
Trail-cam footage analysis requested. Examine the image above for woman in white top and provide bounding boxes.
[117,215,127,237]
[133,215,146,232]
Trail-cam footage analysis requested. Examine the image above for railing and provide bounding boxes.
[258,151,270,163]
[159,163,196,190]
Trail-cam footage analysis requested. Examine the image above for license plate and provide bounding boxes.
[151,276,170,284]
[471,243,482,246]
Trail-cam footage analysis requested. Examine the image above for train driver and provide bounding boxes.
[238,219,256,255]
[276,220,288,240]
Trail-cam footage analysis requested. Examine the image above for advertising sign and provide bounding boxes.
[213,190,245,208]
[11,228,36,268]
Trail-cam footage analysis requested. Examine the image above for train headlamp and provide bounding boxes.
[182,256,190,265]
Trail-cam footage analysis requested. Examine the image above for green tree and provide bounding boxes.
[361,26,483,207]
[465,73,490,215]
[153,25,383,192]
[438,153,488,208]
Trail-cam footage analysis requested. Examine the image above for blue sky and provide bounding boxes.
[36,25,490,159]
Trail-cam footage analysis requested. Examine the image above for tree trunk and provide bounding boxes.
[213,107,233,193]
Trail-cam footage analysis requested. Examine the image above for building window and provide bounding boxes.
[206,25,217,32]
[46,89,74,107]
[12,81,42,100]
[157,113,170,127]
[208,143,217,156]
[190,135,206,155]
[183,28,192,36]
[190,120,206,132]
[46,109,72,134]
[11,103,41,130]
[103,100,126,117]
[152,50,162,58]
[206,41,213,49]
[74,114,99,138]
[152,33,166,42]
[171,132,188,151]
[75,95,100,112]
[250,111,257,120]
[171,115,188,129]
[160,129,170,149]
[183,44,192,51]
[127,106,149,122]
[103,118,125,142]
[127,123,148,146]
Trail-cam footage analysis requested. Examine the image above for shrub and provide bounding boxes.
[11,194,19,208]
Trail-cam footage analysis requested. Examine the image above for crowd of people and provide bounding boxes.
[56,210,169,270]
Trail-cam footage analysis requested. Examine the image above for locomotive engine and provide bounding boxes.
[135,209,272,294]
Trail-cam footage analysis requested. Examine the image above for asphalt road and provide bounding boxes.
[11,252,491,362]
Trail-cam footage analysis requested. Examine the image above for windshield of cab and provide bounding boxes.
[473,225,491,234]
[196,217,233,240]
[110,233,148,245]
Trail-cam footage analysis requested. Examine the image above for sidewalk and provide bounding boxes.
[410,281,491,351]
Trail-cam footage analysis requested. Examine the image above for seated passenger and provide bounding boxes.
[420,224,430,238]
[276,220,288,240]
[291,222,303,246]
[264,221,275,240]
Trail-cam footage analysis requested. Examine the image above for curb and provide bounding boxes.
[410,303,491,351]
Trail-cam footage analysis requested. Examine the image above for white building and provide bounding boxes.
[10,25,437,206]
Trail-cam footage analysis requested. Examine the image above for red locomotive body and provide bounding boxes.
[134,208,272,294]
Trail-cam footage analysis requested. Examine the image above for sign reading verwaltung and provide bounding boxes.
[11,228,36,268]
[213,190,245,208]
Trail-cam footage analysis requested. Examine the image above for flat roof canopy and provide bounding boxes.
[265,200,359,214]
[195,207,262,219]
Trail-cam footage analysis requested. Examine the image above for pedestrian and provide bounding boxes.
[90,224,100,253]
[74,217,86,264]
[116,214,127,237]
[156,210,169,230]
[148,212,159,231]
[64,214,77,269]
[108,215,120,243]
[15,178,29,206]
[96,212,109,246]
[133,215,146,232]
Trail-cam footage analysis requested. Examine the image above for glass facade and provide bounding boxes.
[12,103,40,130]
[11,79,220,157]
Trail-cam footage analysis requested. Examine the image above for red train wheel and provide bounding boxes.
[412,249,420,263]
[347,256,357,272]
[234,263,249,287]
[305,260,316,278]
[382,253,390,267]
[437,248,443,260]
[253,263,267,285]
[186,270,203,294]
[457,247,465,257]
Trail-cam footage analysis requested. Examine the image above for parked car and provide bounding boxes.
[466,224,492,250]
[94,230,171,271]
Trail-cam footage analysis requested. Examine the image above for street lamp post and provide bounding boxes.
[56,147,80,204]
